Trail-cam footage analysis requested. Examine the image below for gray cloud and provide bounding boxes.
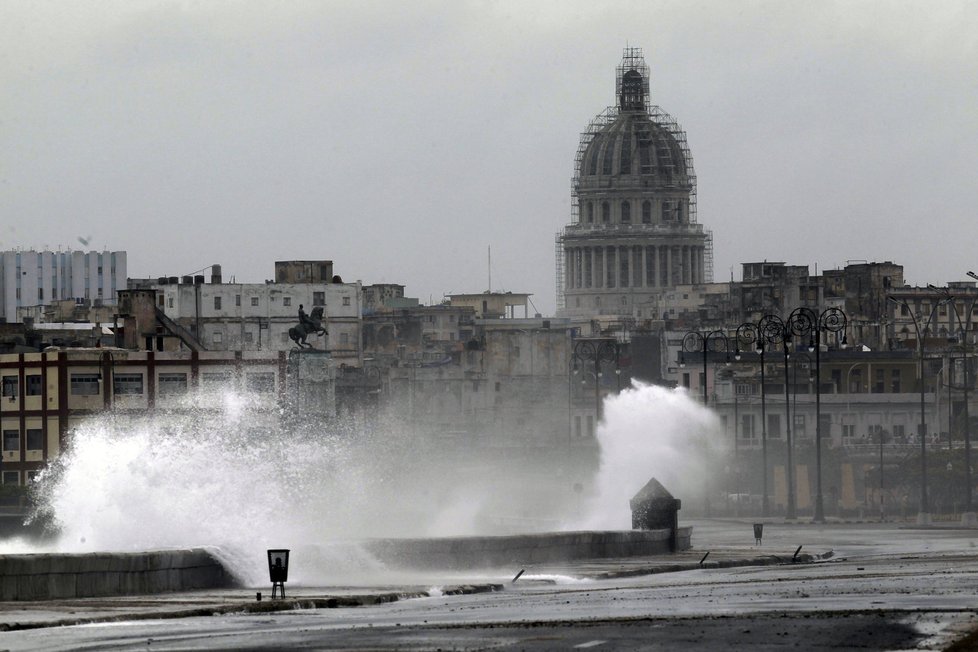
[2,1,976,312]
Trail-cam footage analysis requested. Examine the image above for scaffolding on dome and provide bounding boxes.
[556,48,713,312]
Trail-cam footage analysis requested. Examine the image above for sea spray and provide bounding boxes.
[25,388,581,582]
[573,382,722,530]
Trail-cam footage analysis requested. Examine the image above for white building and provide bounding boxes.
[151,278,362,364]
[0,250,127,323]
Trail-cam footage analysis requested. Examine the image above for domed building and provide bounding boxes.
[557,48,713,318]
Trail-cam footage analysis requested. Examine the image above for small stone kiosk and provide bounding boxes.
[630,477,683,552]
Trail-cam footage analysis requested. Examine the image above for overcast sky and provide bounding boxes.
[3,1,977,315]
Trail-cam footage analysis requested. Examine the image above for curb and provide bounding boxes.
[0,583,504,632]
[582,550,835,580]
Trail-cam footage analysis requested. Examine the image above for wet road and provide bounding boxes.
[4,520,978,650]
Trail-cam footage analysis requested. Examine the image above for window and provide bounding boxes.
[214,296,222,310]
[113,373,144,396]
[283,297,291,307]
[741,414,755,439]
[26,429,42,451]
[793,414,807,438]
[244,331,254,343]
[586,415,594,438]
[891,369,901,393]
[246,372,275,393]
[601,202,610,223]
[662,201,673,221]
[201,372,232,388]
[2,471,18,486]
[343,296,350,306]
[874,368,885,393]
[251,297,259,307]
[168,297,174,308]
[642,200,652,223]
[212,332,223,345]
[620,201,631,223]
[38,288,44,300]
[70,374,100,396]
[586,202,594,223]
[2,376,17,398]
[3,430,19,452]
[313,292,325,306]
[26,375,42,396]
[574,416,582,438]
[235,295,241,307]
[158,373,188,395]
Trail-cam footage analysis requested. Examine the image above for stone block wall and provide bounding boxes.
[364,528,692,570]
[0,548,233,601]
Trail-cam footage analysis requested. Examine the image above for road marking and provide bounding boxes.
[574,641,606,648]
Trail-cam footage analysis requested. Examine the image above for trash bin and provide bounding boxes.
[753,523,763,545]
[267,549,290,599]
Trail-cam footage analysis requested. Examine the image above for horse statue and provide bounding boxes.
[289,305,326,349]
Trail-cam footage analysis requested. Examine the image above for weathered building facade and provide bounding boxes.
[0,348,287,486]
[120,262,362,365]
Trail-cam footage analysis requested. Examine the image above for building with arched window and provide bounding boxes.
[556,48,713,318]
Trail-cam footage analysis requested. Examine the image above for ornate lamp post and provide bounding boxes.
[572,339,620,423]
[887,296,946,525]
[932,281,976,525]
[679,330,729,406]
[735,316,793,518]
[734,320,764,516]
[787,307,847,523]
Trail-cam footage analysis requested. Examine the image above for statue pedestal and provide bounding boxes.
[286,350,336,418]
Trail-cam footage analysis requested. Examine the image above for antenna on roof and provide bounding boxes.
[488,245,492,293]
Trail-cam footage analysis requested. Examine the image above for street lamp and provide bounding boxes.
[735,321,767,516]
[572,339,620,423]
[735,316,792,518]
[787,307,847,523]
[888,295,947,525]
[929,283,976,525]
[679,330,729,406]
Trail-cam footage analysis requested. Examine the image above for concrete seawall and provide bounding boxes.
[0,529,691,600]
[0,548,233,601]
[364,528,692,570]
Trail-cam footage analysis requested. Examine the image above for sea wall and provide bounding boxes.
[364,528,692,570]
[0,548,233,601]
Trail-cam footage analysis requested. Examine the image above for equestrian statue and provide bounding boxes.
[290,305,326,349]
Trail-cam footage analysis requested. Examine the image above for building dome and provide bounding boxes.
[578,112,691,187]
